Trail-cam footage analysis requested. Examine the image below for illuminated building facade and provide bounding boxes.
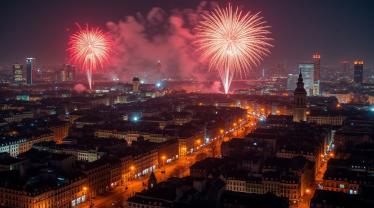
[287,74,299,90]
[225,171,306,203]
[0,175,87,208]
[60,64,75,82]
[299,63,314,96]
[12,64,23,84]
[48,121,70,144]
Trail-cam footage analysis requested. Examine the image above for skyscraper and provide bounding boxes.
[299,63,314,96]
[312,53,321,95]
[293,72,307,122]
[26,58,34,85]
[353,60,364,84]
[313,53,321,81]
[287,74,299,90]
[12,64,23,84]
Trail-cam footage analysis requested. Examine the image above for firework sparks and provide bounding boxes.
[195,4,272,94]
[68,26,111,89]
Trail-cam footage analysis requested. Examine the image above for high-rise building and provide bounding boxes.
[26,58,34,85]
[293,72,307,122]
[353,60,364,84]
[132,77,140,92]
[299,63,314,96]
[12,64,23,84]
[287,74,299,90]
[313,53,321,81]
[312,53,321,95]
[60,64,75,82]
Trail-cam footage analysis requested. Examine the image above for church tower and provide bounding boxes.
[132,77,140,93]
[293,71,307,122]
[147,172,157,190]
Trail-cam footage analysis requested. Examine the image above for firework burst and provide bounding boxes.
[195,4,272,94]
[68,26,111,90]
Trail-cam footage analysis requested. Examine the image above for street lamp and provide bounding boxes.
[82,186,88,204]
[195,139,202,150]
[130,165,135,179]
[305,188,311,194]
[161,155,166,177]
[83,186,93,207]
[181,146,187,156]
[161,155,166,166]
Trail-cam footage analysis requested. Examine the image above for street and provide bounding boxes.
[80,114,256,208]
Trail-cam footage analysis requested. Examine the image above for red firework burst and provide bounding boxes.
[68,26,111,89]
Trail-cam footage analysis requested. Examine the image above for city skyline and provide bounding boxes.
[0,1,374,207]
[0,0,374,69]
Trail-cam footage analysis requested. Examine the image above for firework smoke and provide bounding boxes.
[106,2,216,83]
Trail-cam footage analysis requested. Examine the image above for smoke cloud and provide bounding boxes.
[106,1,216,83]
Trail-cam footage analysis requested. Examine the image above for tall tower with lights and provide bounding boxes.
[313,53,321,81]
[26,58,34,85]
[293,71,307,122]
[313,53,321,95]
[353,60,364,84]
[132,77,140,92]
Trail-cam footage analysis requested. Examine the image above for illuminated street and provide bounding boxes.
[81,115,255,208]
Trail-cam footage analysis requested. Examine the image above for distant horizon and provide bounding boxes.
[1,0,374,73]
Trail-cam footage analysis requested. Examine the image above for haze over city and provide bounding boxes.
[1,0,374,68]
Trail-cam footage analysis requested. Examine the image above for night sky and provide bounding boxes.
[1,0,374,69]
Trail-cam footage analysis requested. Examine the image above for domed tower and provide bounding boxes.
[293,71,307,122]
[132,77,140,93]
